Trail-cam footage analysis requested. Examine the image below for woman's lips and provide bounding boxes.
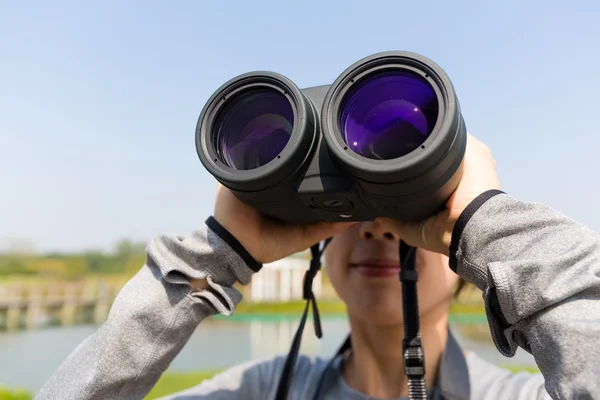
[351,262,401,277]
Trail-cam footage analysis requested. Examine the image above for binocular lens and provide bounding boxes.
[339,70,439,160]
[213,88,294,170]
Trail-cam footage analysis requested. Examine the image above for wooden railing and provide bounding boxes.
[0,281,123,331]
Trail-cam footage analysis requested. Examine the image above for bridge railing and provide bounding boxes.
[0,280,122,331]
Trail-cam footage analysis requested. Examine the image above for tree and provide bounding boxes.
[0,258,32,276]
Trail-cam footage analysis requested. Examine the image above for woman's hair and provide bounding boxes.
[453,277,469,298]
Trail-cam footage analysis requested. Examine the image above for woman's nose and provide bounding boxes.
[358,219,399,241]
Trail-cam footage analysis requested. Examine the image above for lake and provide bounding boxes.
[0,317,537,394]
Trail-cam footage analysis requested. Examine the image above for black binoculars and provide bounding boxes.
[196,51,467,224]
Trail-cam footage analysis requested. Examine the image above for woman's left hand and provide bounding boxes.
[389,133,501,255]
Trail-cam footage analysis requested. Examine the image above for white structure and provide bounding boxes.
[250,252,322,302]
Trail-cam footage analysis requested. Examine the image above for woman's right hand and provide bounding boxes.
[212,184,356,264]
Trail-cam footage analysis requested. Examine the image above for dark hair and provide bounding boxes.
[453,277,469,298]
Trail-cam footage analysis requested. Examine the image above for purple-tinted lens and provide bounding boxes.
[214,88,293,170]
[339,71,439,160]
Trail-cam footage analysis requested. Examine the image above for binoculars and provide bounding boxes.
[196,51,467,224]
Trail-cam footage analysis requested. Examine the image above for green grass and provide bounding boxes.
[210,300,349,322]
[0,386,33,400]
[219,300,488,323]
[234,300,347,316]
[145,370,222,399]
[450,302,486,315]
[501,365,540,374]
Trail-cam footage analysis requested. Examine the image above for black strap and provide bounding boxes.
[400,241,427,400]
[274,238,331,400]
[205,216,263,272]
[449,189,504,273]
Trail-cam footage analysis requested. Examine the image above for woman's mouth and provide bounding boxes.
[350,259,401,277]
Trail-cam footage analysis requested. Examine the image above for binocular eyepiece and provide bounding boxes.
[196,51,467,224]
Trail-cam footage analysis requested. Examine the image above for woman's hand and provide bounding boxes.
[213,184,356,264]
[390,134,501,255]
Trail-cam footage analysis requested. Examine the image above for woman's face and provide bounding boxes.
[324,219,459,326]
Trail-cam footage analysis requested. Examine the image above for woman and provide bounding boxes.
[36,134,600,399]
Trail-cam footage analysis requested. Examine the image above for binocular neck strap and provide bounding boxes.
[400,241,427,399]
[274,239,426,400]
[274,238,331,400]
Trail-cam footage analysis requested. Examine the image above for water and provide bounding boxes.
[0,318,536,394]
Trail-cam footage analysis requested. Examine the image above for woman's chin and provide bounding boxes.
[359,312,404,327]
[350,298,405,326]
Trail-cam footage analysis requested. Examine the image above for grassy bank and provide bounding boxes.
[234,299,347,315]
[222,300,486,317]
[450,302,486,315]
[145,370,222,399]
[209,300,487,324]
[0,386,33,400]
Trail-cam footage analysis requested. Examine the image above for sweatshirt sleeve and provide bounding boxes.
[450,191,600,399]
[35,218,261,400]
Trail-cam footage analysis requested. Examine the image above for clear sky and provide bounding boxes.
[1,1,599,253]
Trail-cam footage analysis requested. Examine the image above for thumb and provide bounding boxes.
[392,217,443,254]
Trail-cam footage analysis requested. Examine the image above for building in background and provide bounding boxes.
[250,251,323,302]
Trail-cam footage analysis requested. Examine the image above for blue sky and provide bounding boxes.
[1,1,599,253]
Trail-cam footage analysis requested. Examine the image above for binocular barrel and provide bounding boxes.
[196,51,467,223]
